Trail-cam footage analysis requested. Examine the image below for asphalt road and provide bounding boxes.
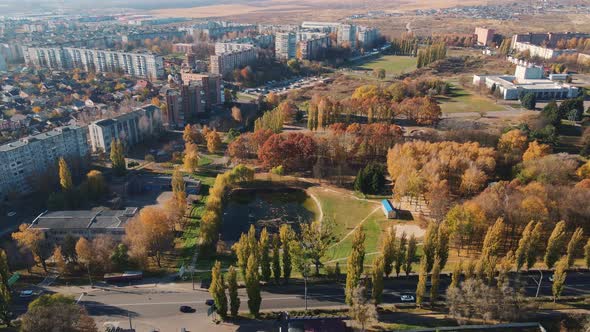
[24,270,590,331]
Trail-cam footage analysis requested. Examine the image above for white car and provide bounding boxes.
[400,294,415,302]
[548,275,554,282]
[19,290,34,297]
[6,212,16,217]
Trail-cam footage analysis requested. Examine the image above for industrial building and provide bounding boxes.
[0,125,89,201]
[473,65,579,100]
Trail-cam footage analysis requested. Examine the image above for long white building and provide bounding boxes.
[88,105,163,153]
[24,47,164,80]
[0,125,89,200]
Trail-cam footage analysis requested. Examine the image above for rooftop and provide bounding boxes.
[0,125,83,152]
[29,207,138,230]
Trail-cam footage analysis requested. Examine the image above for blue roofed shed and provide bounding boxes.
[381,199,397,219]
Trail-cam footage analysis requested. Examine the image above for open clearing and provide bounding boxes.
[439,84,505,113]
[357,55,417,76]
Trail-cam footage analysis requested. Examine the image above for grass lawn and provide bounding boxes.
[438,84,505,113]
[358,55,417,76]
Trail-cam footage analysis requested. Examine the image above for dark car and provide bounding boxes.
[179,305,195,313]
[205,299,214,306]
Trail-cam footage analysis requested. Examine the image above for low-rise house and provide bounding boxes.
[29,207,138,243]
[381,199,398,219]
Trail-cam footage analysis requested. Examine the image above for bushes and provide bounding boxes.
[520,92,536,110]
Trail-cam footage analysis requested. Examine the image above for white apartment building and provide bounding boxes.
[214,42,254,55]
[338,24,357,49]
[88,105,163,153]
[209,48,257,76]
[0,125,89,201]
[275,32,297,60]
[25,47,164,80]
[512,41,579,60]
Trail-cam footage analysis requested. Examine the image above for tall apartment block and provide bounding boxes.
[337,24,357,49]
[25,47,165,80]
[357,27,379,49]
[275,32,297,60]
[210,47,257,76]
[88,105,163,153]
[475,27,496,46]
[0,125,89,200]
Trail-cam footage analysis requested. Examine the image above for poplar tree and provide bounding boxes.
[545,221,567,269]
[497,251,514,288]
[58,158,73,192]
[279,224,293,283]
[395,232,407,277]
[436,225,450,270]
[227,265,240,317]
[566,227,584,268]
[515,221,535,271]
[345,228,366,305]
[259,228,271,282]
[371,255,384,304]
[381,226,396,277]
[415,256,428,307]
[584,238,590,269]
[527,222,543,270]
[422,222,437,272]
[271,234,281,283]
[209,261,228,319]
[464,259,476,280]
[552,257,567,302]
[245,255,261,316]
[430,256,441,304]
[450,261,462,288]
[110,139,126,175]
[481,218,506,260]
[404,234,417,276]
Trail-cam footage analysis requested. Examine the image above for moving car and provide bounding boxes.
[179,305,195,313]
[205,299,215,306]
[400,294,415,302]
[19,290,34,297]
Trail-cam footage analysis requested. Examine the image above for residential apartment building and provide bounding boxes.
[0,125,89,201]
[180,72,223,107]
[297,34,330,61]
[357,27,380,49]
[275,32,297,60]
[173,43,195,54]
[512,41,579,60]
[210,47,257,76]
[337,24,357,49]
[511,32,590,49]
[29,208,138,244]
[164,88,184,128]
[214,42,255,55]
[88,105,163,153]
[475,27,495,46]
[25,47,164,80]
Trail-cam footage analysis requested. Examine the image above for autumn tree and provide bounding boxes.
[394,232,407,277]
[259,228,271,282]
[481,218,506,261]
[58,158,73,193]
[349,286,377,332]
[209,261,228,319]
[12,224,50,272]
[422,222,438,272]
[585,239,590,269]
[0,250,11,326]
[545,221,567,269]
[301,218,336,275]
[523,141,552,162]
[245,255,261,316]
[450,261,462,288]
[345,228,366,305]
[125,207,175,267]
[566,227,584,267]
[371,255,385,304]
[272,234,281,283]
[21,294,97,332]
[416,256,428,307]
[497,129,528,165]
[552,257,567,301]
[75,237,93,279]
[53,246,67,275]
[86,170,107,201]
[515,221,535,271]
[206,130,222,153]
[430,256,441,304]
[183,142,199,173]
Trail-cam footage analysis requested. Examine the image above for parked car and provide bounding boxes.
[205,299,214,306]
[400,294,415,302]
[19,290,34,297]
[179,305,195,313]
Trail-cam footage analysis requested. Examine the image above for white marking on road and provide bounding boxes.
[76,293,85,304]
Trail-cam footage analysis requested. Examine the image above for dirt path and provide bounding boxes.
[328,206,382,250]
[307,191,324,224]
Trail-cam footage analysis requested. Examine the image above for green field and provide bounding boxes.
[358,55,417,76]
[439,84,505,113]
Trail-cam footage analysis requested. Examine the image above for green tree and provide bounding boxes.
[430,256,441,304]
[209,261,228,319]
[58,157,73,192]
[545,221,567,269]
[110,244,129,270]
[227,265,240,317]
[404,234,417,276]
[279,224,294,283]
[481,218,505,261]
[62,234,78,263]
[0,250,12,326]
[436,225,450,270]
[271,234,281,283]
[422,222,438,272]
[301,218,337,276]
[520,92,537,110]
[381,226,396,277]
[566,227,584,267]
[110,139,126,175]
[259,228,271,282]
[394,232,407,277]
[552,257,567,302]
[345,228,366,305]
[450,261,462,289]
[416,256,428,307]
[245,255,261,316]
[371,255,385,304]
[527,222,543,270]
